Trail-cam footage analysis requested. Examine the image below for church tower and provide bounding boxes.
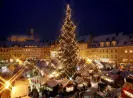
[30,28,34,40]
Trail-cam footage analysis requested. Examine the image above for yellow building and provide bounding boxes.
[0,32,133,66]
[86,33,133,65]
[0,46,50,60]
[0,29,50,60]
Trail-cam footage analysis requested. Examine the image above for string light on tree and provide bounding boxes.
[58,4,79,78]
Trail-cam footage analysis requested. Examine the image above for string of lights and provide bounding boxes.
[58,4,79,78]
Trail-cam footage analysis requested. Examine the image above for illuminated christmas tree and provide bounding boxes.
[58,4,79,79]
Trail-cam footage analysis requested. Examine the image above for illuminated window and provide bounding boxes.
[111,41,117,46]
[125,50,128,53]
[106,42,110,47]
[122,59,128,62]
[51,51,58,58]
[100,42,104,47]
[130,59,132,61]
[129,50,133,53]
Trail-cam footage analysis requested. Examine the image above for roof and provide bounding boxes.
[91,32,133,47]
[78,35,90,42]
[0,40,49,48]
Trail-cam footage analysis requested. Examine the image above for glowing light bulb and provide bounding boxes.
[5,81,11,89]
[69,77,72,80]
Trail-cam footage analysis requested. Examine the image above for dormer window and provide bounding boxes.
[111,41,117,46]
[100,42,104,47]
[106,42,110,47]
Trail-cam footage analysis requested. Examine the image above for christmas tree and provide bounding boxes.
[58,4,79,79]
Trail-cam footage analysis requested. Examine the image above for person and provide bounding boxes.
[50,84,59,97]
[31,87,39,98]
[74,83,79,98]
[58,84,64,98]
[42,89,49,98]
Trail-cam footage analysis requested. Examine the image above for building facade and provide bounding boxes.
[0,45,51,60]
[0,32,133,66]
[86,32,133,65]
[0,31,50,60]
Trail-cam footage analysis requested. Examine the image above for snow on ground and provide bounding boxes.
[11,79,29,98]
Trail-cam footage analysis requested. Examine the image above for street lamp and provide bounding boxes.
[10,59,13,63]
[87,58,92,63]
[69,77,72,80]
[16,58,23,65]
[77,66,80,71]
[4,81,11,89]
[12,86,16,94]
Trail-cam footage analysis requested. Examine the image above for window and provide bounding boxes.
[129,50,133,53]
[100,42,104,47]
[125,50,128,53]
[106,42,110,47]
[111,41,117,46]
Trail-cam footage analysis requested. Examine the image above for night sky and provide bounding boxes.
[0,0,133,41]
